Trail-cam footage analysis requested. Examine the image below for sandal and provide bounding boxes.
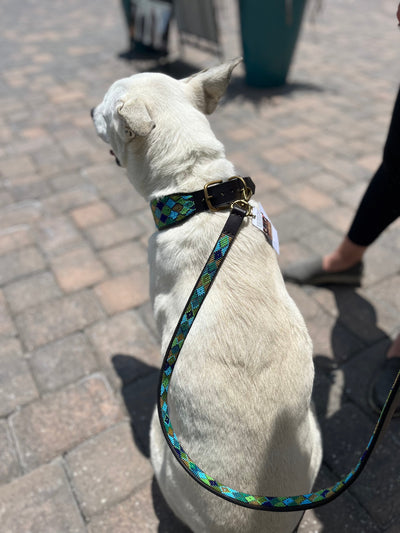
[282,257,363,286]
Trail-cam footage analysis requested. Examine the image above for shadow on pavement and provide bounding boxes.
[112,354,190,532]
[147,58,201,79]
[117,56,200,79]
[313,286,393,421]
[310,286,398,531]
[226,75,326,106]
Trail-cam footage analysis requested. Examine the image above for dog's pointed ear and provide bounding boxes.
[117,98,155,139]
[183,57,242,115]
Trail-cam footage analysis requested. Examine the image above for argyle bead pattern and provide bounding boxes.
[151,195,196,229]
[160,231,232,401]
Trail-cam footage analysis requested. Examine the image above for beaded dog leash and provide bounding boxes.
[153,178,400,512]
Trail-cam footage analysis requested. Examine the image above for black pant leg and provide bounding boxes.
[347,88,400,246]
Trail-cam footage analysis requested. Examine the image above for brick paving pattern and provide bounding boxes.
[0,0,399,531]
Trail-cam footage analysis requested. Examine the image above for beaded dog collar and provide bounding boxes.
[150,176,255,229]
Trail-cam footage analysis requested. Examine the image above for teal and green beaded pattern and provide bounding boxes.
[151,195,196,229]
[160,230,232,399]
[158,227,400,510]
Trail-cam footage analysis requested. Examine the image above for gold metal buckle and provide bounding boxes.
[204,180,224,211]
[204,176,253,213]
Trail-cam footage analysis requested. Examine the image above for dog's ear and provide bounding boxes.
[183,57,242,115]
[117,98,155,139]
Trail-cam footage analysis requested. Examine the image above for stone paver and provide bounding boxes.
[298,466,381,533]
[0,350,38,416]
[3,271,61,314]
[87,479,190,533]
[70,201,115,229]
[99,240,148,273]
[0,289,16,336]
[29,332,98,393]
[0,461,86,533]
[94,268,149,314]
[0,246,45,286]
[0,419,20,484]
[0,0,399,531]
[10,375,123,470]
[50,245,107,292]
[86,310,161,384]
[85,216,146,250]
[16,289,105,350]
[37,215,84,257]
[0,225,34,255]
[66,422,153,519]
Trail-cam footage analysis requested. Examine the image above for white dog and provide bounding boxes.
[92,58,322,533]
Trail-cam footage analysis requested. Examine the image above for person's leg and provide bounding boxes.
[352,108,400,414]
[326,87,400,270]
[284,87,400,283]
[321,237,366,272]
[321,164,399,273]
[282,89,400,415]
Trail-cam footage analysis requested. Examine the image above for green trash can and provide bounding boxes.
[239,0,307,87]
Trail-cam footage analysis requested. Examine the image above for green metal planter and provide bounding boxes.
[239,0,307,87]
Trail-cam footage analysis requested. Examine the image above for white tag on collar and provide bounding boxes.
[251,203,280,254]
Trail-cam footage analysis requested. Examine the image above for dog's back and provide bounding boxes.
[149,211,322,533]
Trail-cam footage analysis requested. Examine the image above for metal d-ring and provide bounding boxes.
[228,176,253,202]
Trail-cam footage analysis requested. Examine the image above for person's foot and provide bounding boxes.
[282,257,364,286]
[368,356,400,417]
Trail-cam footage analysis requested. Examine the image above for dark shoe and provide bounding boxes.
[369,357,400,417]
[282,257,363,286]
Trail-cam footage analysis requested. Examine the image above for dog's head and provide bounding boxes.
[91,58,241,197]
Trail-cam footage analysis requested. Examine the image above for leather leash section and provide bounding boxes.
[156,191,400,512]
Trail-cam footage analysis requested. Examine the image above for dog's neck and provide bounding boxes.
[148,152,237,200]
[125,113,237,201]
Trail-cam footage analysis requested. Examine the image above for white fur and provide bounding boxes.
[92,59,322,533]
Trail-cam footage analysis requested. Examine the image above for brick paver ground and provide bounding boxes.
[0,1,399,532]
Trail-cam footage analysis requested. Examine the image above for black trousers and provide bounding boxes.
[347,87,400,246]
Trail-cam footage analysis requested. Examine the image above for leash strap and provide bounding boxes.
[157,204,400,513]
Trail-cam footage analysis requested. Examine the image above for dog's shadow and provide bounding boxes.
[112,355,191,532]
[312,286,393,420]
[308,286,399,530]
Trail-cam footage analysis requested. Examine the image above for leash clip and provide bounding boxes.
[230,199,253,216]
